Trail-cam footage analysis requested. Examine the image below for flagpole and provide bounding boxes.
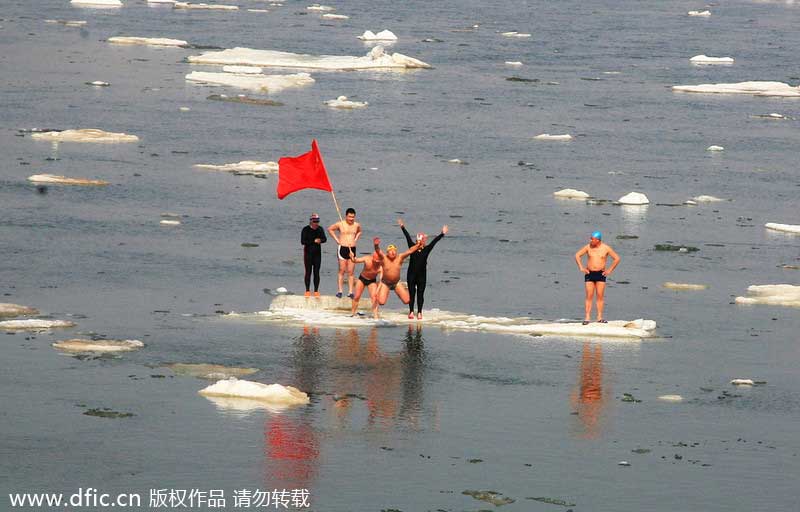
[330,189,343,223]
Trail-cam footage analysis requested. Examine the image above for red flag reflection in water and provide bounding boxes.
[264,416,318,487]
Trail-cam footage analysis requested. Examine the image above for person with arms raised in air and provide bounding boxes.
[373,240,422,317]
[301,213,327,297]
[349,238,384,318]
[328,207,362,299]
[574,231,620,324]
[398,219,448,319]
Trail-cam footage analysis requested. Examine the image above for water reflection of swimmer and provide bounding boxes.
[399,325,426,428]
[263,326,321,489]
[570,342,608,439]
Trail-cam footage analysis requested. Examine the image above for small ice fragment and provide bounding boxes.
[706,145,724,152]
[690,55,734,65]
[0,303,39,318]
[87,81,110,86]
[307,4,334,11]
[534,133,572,141]
[324,95,368,108]
[30,129,138,143]
[767,113,785,118]
[505,61,523,66]
[617,192,649,205]
[765,223,800,234]
[553,188,590,199]
[691,195,725,202]
[658,395,684,401]
[663,282,708,291]
[194,161,278,174]
[71,0,122,6]
[28,174,108,186]
[160,219,181,226]
[53,339,144,352]
[358,30,398,41]
[323,13,348,19]
[108,36,188,47]
[687,10,711,16]
[730,379,755,386]
[173,2,239,10]
[275,287,289,294]
[45,19,89,26]
[618,461,631,466]
[179,106,190,111]
[447,158,466,164]
[247,8,269,12]
[501,31,531,38]
[0,319,76,330]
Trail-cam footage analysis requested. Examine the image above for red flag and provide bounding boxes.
[277,140,333,199]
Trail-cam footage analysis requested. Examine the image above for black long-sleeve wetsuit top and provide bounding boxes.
[401,226,443,275]
[301,225,327,254]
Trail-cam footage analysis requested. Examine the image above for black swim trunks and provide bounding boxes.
[338,245,356,260]
[385,282,398,291]
[358,275,376,286]
[585,270,607,283]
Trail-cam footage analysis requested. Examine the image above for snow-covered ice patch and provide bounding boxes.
[325,95,367,108]
[108,36,188,47]
[673,81,800,97]
[735,284,800,307]
[30,129,138,143]
[186,71,314,92]
[706,145,724,152]
[534,133,572,141]
[53,339,144,352]
[358,30,397,41]
[28,174,108,186]
[0,303,39,318]
[0,319,76,330]
[663,282,708,291]
[194,160,278,174]
[199,378,310,406]
[618,192,649,205]
[687,10,711,16]
[554,188,590,199]
[690,55,734,65]
[765,223,800,234]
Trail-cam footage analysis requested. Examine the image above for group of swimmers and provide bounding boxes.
[300,208,448,319]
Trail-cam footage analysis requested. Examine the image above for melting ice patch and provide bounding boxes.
[687,10,711,16]
[185,71,314,92]
[358,30,398,41]
[0,303,39,318]
[28,174,108,186]
[187,45,431,70]
[71,0,122,7]
[663,282,708,291]
[690,55,734,65]
[30,129,138,143]
[174,2,238,9]
[554,188,589,199]
[765,223,800,234]
[325,96,368,109]
[534,133,572,141]
[0,319,76,330]
[108,36,188,47]
[735,285,800,307]
[322,13,348,19]
[673,81,800,97]
[618,192,649,205]
[501,31,531,38]
[194,160,278,174]
[691,195,725,202]
[164,363,259,379]
[706,145,724,152]
[199,378,310,411]
[53,339,144,352]
[306,4,334,11]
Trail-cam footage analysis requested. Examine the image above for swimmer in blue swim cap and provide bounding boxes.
[575,230,620,324]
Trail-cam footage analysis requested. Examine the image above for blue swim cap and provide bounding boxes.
[591,231,602,240]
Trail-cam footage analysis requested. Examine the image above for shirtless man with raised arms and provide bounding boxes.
[328,207,362,299]
[349,237,383,318]
[374,241,422,314]
[574,231,620,324]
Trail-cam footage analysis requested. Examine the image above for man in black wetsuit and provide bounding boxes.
[301,213,327,297]
[397,219,448,319]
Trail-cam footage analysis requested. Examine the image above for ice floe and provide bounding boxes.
[164,363,259,379]
[30,129,138,143]
[148,0,177,3]
[735,284,800,307]
[672,81,800,97]
[199,378,310,406]
[53,339,144,352]
[501,31,531,38]
[447,158,467,164]
[325,95,368,109]
[71,0,122,6]
[663,282,708,291]
[505,61,523,66]
[108,36,188,47]
[223,65,263,74]
[0,319,76,330]
[28,174,109,186]
[194,160,278,174]
[706,145,724,152]
[754,113,787,119]
[87,81,110,86]
[690,55,734,65]
[730,379,763,386]
[307,4,334,11]
[618,192,649,205]
[691,195,725,202]
[687,10,711,16]
[187,45,431,70]
[658,395,684,401]
[765,223,800,234]
[322,13,348,19]
[160,219,181,226]
[358,30,397,41]
[45,19,88,26]
[0,303,39,318]
[534,133,572,141]
[185,71,314,92]
[554,188,590,199]
[174,2,238,10]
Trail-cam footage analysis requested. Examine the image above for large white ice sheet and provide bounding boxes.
[735,284,800,307]
[673,81,800,97]
[188,45,431,70]
[765,222,800,234]
[30,129,139,143]
[108,36,188,47]
[28,174,109,186]
[185,71,314,92]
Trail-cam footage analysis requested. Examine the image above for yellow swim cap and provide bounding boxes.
[387,244,397,251]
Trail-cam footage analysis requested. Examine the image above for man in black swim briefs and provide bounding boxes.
[349,238,383,318]
[574,231,620,324]
[328,207,362,299]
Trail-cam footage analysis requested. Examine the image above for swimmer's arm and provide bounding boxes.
[603,247,621,276]
[426,227,446,251]
[353,222,363,244]
[400,242,423,260]
[575,245,589,273]
[327,222,340,245]
[318,228,327,244]
[400,224,414,247]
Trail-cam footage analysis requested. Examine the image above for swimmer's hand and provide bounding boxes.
[442,224,449,235]
[581,267,589,274]
[397,218,404,228]
[373,237,380,245]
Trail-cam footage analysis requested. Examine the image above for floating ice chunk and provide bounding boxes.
[706,145,724,152]
[71,0,122,6]
[0,319,76,330]
[534,133,572,141]
[194,160,279,174]
[440,318,657,339]
[554,188,590,199]
[505,61,523,66]
[447,158,467,164]
[0,303,39,318]
[179,106,190,111]
[735,284,800,307]
[275,287,289,294]
[199,378,310,405]
[173,2,238,9]
[323,13,348,19]
[307,4,334,11]
[672,81,800,97]
[663,282,708,291]
[766,113,786,119]
[108,36,188,47]
[730,379,755,386]
[45,19,88,26]
[687,10,711,16]
[358,30,397,41]
[53,339,144,352]
[618,192,650,205]
[692,195,725,202]
[160,220,181,226]
[30,129,138,143]
[247,8,268,12]
[501,31,531,38]
[185,71,314,92]
[28,174,109,186]
[222,65,264,74]
[165,363,259,379]
[658,394,684,401]
[690,55,734,65]
[765,222,800,234]
[87,81,110,86]
[325,95,368,108]
[188,45,430,70]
